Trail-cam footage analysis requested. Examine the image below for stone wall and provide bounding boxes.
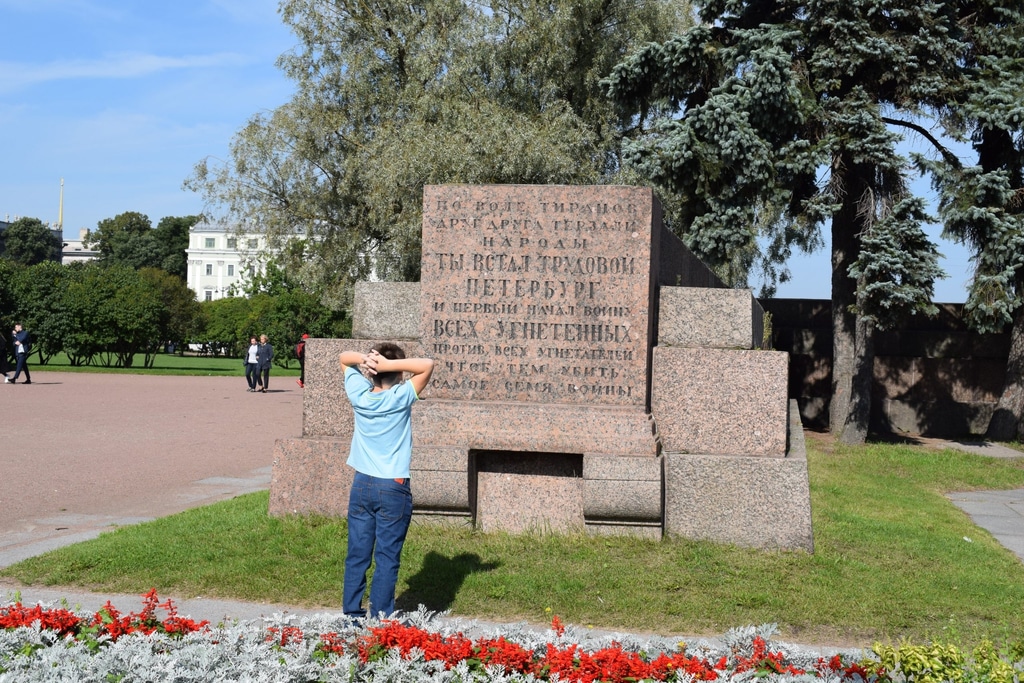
[763,299,1011,437]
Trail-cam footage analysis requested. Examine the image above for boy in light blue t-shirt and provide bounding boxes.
[339,343,434,618]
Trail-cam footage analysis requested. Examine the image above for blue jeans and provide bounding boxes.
[245,362,260,389]
[343,472,412,618]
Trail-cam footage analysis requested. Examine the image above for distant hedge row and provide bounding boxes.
[0,260,350,369]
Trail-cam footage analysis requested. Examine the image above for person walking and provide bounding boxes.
[295,333,309,388]
[0,333,9,381]
[6,323,32,385]
[244,336,261,392]
[338,343,434,618]
[257,334,274,393]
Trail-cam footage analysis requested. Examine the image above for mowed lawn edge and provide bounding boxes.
[3,434,1024,647]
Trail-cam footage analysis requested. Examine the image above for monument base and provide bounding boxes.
[662,402,814,551]
[270,439,667,537]
[269,437,352,518]
[414,400,659,456]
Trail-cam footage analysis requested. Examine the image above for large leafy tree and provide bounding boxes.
[153,215,201,280]
[138,267,203,365]
[58,263,164,368]
[186,0,688,308]
[85,211,154,265]
[12,261,71,364]
[198,296,254,358]
[61,263,108,366]
[97,265,164,368]
[3,217,61,265]
[85,211,201,279]
[2,261,67,364]
[200,255,350,361]
[604,0,1022,443]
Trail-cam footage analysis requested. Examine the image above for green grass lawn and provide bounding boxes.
[32,352,299,377]
[3,434,1024,648]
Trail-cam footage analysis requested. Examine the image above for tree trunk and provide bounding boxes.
[829,156,874,444]
[840,314,875,443]
[986,305,1024,441]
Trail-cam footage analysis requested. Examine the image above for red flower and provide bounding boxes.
[816,653,873,680]
[0,602,82,637]
[318,631,348,656]
[344,618,729,682]
[267,625,305,646]
[732,636,806,676]
[1,589,209,644]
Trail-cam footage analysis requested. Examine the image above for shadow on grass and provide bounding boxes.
[400,551,500,612]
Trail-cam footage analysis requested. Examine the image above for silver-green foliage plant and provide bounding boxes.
[0,609,834,682]
[0,594,868,683]
[6,603,1024,682]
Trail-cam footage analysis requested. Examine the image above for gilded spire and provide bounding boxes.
[58,178,64,231]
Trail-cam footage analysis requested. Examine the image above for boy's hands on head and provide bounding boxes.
[361,350,381,375]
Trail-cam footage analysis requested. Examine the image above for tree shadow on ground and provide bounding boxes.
[399,551,500,613]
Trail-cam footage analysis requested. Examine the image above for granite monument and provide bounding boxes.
[270,185,813,550]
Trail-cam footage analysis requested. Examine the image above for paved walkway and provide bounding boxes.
[0,371,303,567]
[919,438,1024,563]
[0,370,314,623]
[0,372,1022,639]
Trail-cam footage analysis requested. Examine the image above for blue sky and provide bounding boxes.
[770,219,974,303]
[0,0,974,302]
[0,1,294,237]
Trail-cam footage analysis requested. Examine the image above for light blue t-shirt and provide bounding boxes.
[344,365,419,478]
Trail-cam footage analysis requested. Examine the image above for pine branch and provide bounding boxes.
[881,117,961,168]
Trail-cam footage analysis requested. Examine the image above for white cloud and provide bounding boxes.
[0,0,123,21]
[0,52,252,92]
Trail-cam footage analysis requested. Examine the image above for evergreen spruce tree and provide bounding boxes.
[604,0,1023,443]
[919,3,1024,441]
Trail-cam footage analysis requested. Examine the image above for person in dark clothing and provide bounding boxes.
[295,333,309,388]
[257,334,274,393]
[244,336,261,392]
[0,334,9,380]
[6,323,32,384]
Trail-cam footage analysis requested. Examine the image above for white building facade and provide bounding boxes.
[62,228,100,264]
[186,222,267,301]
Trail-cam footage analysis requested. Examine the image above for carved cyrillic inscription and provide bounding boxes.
[421,186,654,406]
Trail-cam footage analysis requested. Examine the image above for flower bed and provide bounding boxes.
[1,591,1021,682]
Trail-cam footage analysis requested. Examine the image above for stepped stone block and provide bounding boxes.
[411,446,470,512]
[352,281,421,340]
[658,287,765,349]
[270,184,811,550]
[302,338,426,438]
[476,452,584,534]
[269,437,352,517]
[413,400,658,456]
[663,402,813,551]
[582,454,662,522]
[652,347,788,456]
